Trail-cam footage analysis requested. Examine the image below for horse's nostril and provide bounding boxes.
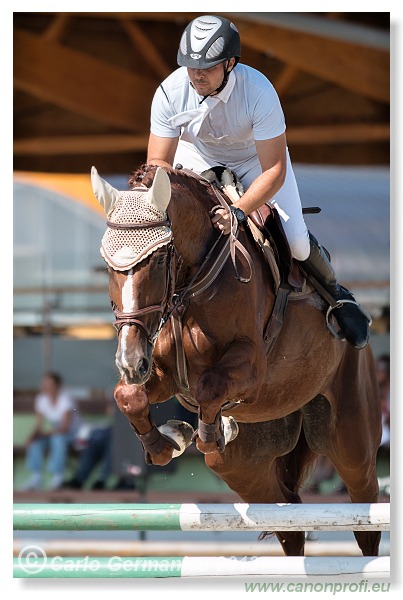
[137,357,149,377]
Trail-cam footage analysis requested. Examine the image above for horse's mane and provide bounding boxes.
[128,165,218,208]
[128,165,219,269]
[129,164,163,189]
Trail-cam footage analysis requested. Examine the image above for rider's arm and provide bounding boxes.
[235,133,287,215]
[147,133,179,168]
[211,133,287,233]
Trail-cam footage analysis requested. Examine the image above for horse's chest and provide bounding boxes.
[156,317,219,371]
[182,321,219,365]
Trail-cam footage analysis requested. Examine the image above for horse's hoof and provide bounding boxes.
[158,420,195,458]
[222,416,239,445]
[195,439,223,455]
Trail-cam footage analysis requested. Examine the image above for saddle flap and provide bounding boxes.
[249,205,271,230]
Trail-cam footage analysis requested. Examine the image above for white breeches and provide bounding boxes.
[174,140,310,261]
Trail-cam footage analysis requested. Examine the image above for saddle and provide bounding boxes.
[201,166,311,289]
[200,166,318,351]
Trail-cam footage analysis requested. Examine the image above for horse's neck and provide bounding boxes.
[169,182,216,270]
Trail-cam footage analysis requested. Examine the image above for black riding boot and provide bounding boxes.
[301,233,371,349]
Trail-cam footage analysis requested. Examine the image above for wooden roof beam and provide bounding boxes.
[233,18,389,103]
[13,123,389,156]
[286,122,389,145]
[64,12,195,23]
[228,13,389,50]
[14,134,150,155]
[14,28,157,131]
[119,19,171,80]
[42,13,72,42]
[274,65,300,97]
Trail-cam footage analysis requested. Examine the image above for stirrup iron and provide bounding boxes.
[326,298,372,341]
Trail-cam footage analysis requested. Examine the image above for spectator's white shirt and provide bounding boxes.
[150,64,286,187]
[35,391,76,429]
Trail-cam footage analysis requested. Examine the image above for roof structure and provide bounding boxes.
[14,12,390,173]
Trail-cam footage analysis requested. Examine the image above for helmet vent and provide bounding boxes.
[206,37,225,59]
[195,20,218,32]
[179,32,187,55]
[190,16,221,52]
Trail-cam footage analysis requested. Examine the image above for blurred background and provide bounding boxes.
[13,11,390,517]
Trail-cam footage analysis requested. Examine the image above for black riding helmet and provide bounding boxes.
[177,15,241,69]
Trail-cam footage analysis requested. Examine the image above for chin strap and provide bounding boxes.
[198,60,232,104]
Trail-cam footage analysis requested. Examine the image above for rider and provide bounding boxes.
[147,14,370,349]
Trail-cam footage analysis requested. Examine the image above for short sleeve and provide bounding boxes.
[252,85,286,141]
[59,393,74,413]
[150,84,181,138]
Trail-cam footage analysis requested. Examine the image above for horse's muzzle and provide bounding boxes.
[116,355,152,385]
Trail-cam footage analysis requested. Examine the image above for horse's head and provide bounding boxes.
[92,166,173,385]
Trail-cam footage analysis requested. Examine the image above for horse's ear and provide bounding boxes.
[91,166,120,217]
[147,167,171,213]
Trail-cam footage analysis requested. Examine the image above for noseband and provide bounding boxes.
[109,218,176,346]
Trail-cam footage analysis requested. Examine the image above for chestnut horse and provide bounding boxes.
[91,164,382,557]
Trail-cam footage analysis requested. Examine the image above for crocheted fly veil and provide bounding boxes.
[91,167,172,271]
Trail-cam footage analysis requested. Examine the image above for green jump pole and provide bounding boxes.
[13,504,182,531]
[13,503,390,532]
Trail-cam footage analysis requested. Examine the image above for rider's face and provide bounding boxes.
[187,58,235,96]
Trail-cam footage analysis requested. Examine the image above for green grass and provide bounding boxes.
[14,413,231,493]
[14,415,389,494]
[13,451,230,493]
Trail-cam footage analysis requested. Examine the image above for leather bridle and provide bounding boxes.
[107,172,253,348]
[109,219,176,347]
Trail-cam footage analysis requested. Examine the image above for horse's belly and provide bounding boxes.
[221,371,333,423]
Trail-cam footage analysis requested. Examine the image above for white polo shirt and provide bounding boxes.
[35,390,81,434]
[150,64,286,188]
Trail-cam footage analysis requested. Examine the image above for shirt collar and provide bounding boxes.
[214,68,236,103]
[191,68,237,104]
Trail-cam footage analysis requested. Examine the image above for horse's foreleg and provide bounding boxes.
[114,381,193,466]
[195,340,261,454]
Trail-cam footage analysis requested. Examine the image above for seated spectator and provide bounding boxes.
[63,418,113,490]
[20,372,80,491]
